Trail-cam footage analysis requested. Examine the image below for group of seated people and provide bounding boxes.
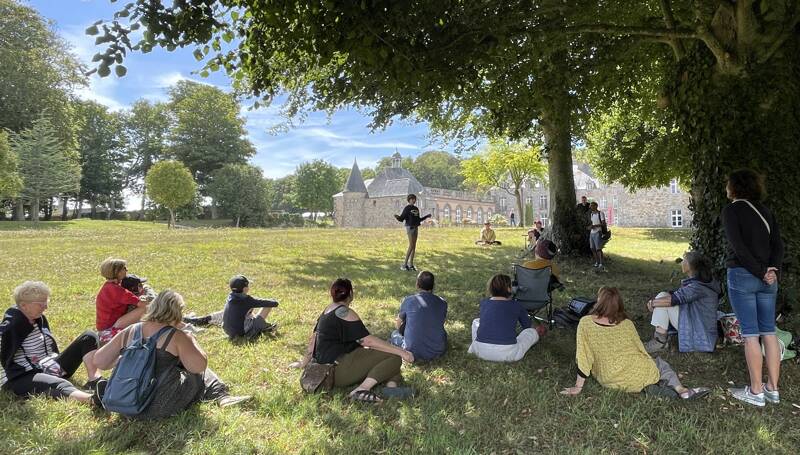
[2,247,722,411]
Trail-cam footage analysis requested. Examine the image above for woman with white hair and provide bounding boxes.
[94,289,249,418]
[0,281,101,404]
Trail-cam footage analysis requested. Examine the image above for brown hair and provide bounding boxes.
[590,287,628,324]
[100,258,127,280]
[330,278,353,302]
[487,274,512,298]
[728,169,765,201]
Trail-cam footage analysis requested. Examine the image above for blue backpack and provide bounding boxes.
[101,324,174,416]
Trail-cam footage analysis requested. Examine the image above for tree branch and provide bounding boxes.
[660,0,686,59]
[758,7,800,64]
[561,24,699,40]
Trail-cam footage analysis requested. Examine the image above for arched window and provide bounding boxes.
[456,207,462,223]
[443,205,451,221]
[467,207,473,221]
[477,208,483,223]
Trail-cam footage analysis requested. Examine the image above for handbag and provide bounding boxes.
[300,361,336,393]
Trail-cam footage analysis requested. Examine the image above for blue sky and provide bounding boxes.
[28,0,438,179]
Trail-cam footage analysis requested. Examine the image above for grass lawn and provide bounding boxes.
[0,220,798,454]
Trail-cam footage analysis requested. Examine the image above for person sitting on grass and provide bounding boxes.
[293,278,414,403]
[475,221,502,245]
[1,281,102,406]
[560,287,710,400]
[95,258,152,344]
[94,290,250,418]
[468,274,546,362]
[121,274,205,335]
[217,275,278,340]
[644,251,721,354]
[389,271,448,362]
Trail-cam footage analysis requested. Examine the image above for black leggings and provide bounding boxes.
[4,331,98,399]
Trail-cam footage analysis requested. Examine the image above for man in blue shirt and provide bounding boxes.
[389,271,448,361]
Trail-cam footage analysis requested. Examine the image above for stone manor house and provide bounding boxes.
[334,154,691,229]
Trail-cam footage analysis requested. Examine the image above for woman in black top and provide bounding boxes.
[1,281,101,404]
[722,169,784,407]
[395,194,431,271]
[294,279,414,402]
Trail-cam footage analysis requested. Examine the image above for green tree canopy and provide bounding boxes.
[461,140,547,227]
[293,159,340,219]
[0,131,23,197]
[374,151,464,190]
[123,100,170,218]
[208,163,269,227]
[145,160,197,228]
[168,80,255,191]
[12,116,81,222]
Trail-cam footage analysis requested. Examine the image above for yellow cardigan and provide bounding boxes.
[576,317,660,392]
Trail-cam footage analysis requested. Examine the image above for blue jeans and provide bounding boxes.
[727,267,778,337]
[388,330,405,348]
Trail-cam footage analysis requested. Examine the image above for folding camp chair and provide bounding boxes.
[513,264,564,326]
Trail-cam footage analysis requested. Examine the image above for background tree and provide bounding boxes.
[0,131,23,198]
[12,116,81,222]
[265,175,299,213]
[0,0,84,144]
[374,151,464,190]
[207,163,269,227]
[461,141,547,227]
[74,100,127,220]
[124,100,170,220]
[167,80,255,216]
[293,160,340,220]
[144,160,197,228]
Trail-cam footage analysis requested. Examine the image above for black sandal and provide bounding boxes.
[350,389,382,403]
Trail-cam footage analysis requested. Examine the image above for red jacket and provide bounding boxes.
[95,281,140,330]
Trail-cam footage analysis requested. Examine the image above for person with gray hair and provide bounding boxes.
[1,281,102,405]
[644,251,721,353]
[94,289,250,418]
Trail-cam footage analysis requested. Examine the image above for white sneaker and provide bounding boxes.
[728,386,765,407]
[593,263,599,267]
[182,323,204,334]
[764,385,780,404]
[218,395,251,407]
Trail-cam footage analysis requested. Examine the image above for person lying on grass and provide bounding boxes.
[121,274,206,335]
[475,221,502,245]
[643,251,721,354]
[468,274,546,363]
[561,287,710,400]
[1,281,102,406]
[389,271,448,362]
[184,275,278,341]
[94,289,250,419]
[292,278,414,403]
[95,258,153,345]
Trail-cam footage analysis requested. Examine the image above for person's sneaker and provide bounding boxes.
[183,315,212,327]
[764,385,780,404]
[408,265,417,271]
[218,395,251,408]
[89,379,108,408]
[728,386,766,407]
[264,322,278,332]
[644,336,669,354]
[182,323,204,334]
[593,263,599,267]
[83,376,103,391]
[400,265,409,271]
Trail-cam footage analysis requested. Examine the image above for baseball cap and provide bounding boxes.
[229,275,250,292]
[121,274,147,293]
[535,239,558,260]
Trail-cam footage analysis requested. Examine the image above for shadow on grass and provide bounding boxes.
[0,221,72,231]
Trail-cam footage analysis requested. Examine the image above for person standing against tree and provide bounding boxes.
[722,169,784,407]
[588,202,607,269]
[394,194,431,271]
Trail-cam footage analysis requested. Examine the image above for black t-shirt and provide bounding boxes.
[222,292,279,338]
[722,200,784,279]
[313,305,370,364]
[397,204,430,227]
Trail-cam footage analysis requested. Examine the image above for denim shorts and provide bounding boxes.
[589,231,603,250]
[406,225,418,239]
[727,267,778,337]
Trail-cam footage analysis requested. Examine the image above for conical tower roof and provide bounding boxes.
[343,160,368,193]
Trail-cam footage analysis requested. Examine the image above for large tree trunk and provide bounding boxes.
[31,198,40,222]
[138,188,147,221]
[75,200,83,219]
[90,196,97,219]
[168,208,175,228]
[235,215,241,228]
[43,198,53,221]
[60,196,69,221]
[106,197,115,220]
[538,53,584,256]
[513,187,524,228]
[210,199,219,219]
[13,199,24,221]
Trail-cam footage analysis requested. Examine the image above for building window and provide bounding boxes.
[456,207,462,223]
[671,209,683,227]
[526,196,532,206]
[670,178,679,194]
[586,181,595,190]
[615,210,622,226]
[539,195,548,210]
[467,207,473,221]
[534,180,541,188]
[500,197,507,211]
[612,196,619,208]
[477,208,483,224]
[540,213,548,226]
[600,197,607,209]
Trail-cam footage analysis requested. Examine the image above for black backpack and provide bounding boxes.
[553,297,597,329]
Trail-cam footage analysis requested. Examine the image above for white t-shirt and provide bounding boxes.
[591,211,605,233]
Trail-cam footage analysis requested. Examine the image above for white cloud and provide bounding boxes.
[297,128,418,150]
[155,71,216,88]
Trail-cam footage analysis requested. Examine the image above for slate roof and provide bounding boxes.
[365,166,425,198]
[343,160,368,193]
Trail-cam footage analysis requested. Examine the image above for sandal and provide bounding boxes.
[680,387,710,400]
[380,386,415,399]
[350,389,382,403]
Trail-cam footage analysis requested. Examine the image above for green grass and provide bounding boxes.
[0,220,798,454]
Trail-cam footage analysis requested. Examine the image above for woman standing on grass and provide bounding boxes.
[0,281,102,405]
[294,278,414,403]
[722,169,784,407]
[561,287,709,400]
[394,194,431,271]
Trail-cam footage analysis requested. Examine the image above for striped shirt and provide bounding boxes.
[0,326,56,386]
